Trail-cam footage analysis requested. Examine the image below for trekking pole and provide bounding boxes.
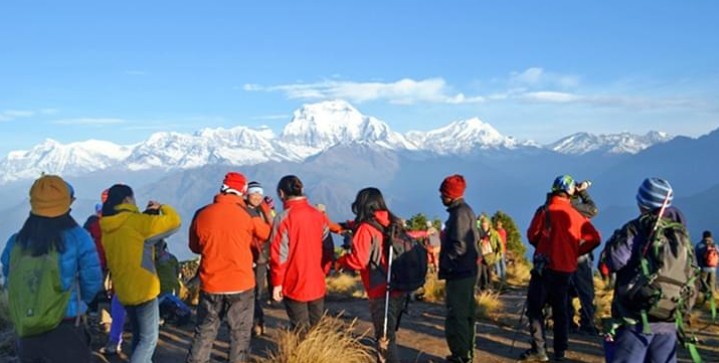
[642,189,673,257]
[378,242,394,363]
[509,299,527,353]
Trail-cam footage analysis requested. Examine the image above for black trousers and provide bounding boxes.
[253,263,268,325]
[186,290,254,363]
[18,320,92,363]
[567,258,596,330]
[283,296,325,332]
[526,269,572,355]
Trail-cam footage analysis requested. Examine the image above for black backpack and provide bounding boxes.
[366,220,428,292]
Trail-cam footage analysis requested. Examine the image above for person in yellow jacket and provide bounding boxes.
[100,184,181,363]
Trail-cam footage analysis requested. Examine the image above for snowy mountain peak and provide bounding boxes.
[547,131,674,155]
[407,117,519,154]
[279,99,414,152]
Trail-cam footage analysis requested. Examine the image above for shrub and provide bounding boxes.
[475,291,503,321]
[326,274,364,299]
[259,316,374,363]
[420,273,445,303]
[505,256,531,287]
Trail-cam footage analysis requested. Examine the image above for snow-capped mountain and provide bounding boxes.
[0,139,131,182]
[406,117,529,154]
[547,131,673,155]
[278,100,416,156]
[124,126,281,171]
[0,100,674,184]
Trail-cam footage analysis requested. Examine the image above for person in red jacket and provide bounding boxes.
[337,187,405,363]
[186,172,271,363]
[519,175,601,362]
[270,175,329,332]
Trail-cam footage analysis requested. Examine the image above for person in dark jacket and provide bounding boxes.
[521,175,601,362]
[695,230,717,298]
[567,180,600,335]
[601,177,688,363]
[245,181,274,336]
[438,174,479,363]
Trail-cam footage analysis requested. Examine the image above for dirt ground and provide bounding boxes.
[87,287,719,363]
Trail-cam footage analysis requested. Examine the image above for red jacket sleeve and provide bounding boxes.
[337,224,374,271]
[526,208,545,248]
[252,214,271,241]
[578,218,601,255]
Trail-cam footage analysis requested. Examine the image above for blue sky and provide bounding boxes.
[1,1,718,156]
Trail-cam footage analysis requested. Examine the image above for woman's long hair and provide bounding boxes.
[16,213,77,256]
[102,184,134,217]
[352,187,398,225]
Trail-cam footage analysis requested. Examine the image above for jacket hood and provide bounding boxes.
[282,196,308,210]
[373,210,390,227]
[214,192,248,207]
[99,203,139,233]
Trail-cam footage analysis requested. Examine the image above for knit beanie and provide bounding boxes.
[636,177,673,210]
[221,172,247,196]
[440,174,466,200]
[247,181,264,196]
[29,175,72,217]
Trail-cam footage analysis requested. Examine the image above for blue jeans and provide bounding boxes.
[126,298,159,363]
[494,254,507,281]
[608,326,677,363]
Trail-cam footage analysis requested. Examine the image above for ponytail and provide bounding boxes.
[277,175,304,198]
[102,184,134,217]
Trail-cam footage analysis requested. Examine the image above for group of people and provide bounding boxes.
[1,171,715,363]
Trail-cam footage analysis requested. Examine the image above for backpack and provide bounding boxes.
[366,220,428,292]
[616,215,698,322]
[479,236,494,257]
[611,215,703,362]
[704,242,719,268]
[7,243,71,337]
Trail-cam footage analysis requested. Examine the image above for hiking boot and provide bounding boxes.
[518,349,549,362]
[553,351,566,361]
[252,323,265,337]
[100,342,121,356]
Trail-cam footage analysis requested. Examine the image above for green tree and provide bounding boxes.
[406,213,442,231]
[491,210,527,262]
[406,213,428,231]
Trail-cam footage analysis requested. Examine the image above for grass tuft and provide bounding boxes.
[259,315,375,363]
[475,291,503,321]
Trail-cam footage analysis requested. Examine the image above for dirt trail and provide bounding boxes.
[86,287,719,363]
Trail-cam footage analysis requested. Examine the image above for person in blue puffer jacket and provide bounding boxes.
[1,175,103,363]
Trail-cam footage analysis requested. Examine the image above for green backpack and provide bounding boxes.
[7,242,71,337]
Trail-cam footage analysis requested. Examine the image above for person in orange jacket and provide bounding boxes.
[186,172,271,363]
[269,175,330,332]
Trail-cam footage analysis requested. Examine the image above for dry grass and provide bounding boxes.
[420,273,446,303]
[475,291,503,321]
[326,274,365,299]
[506,259,531,287]
[259,315,375,363]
